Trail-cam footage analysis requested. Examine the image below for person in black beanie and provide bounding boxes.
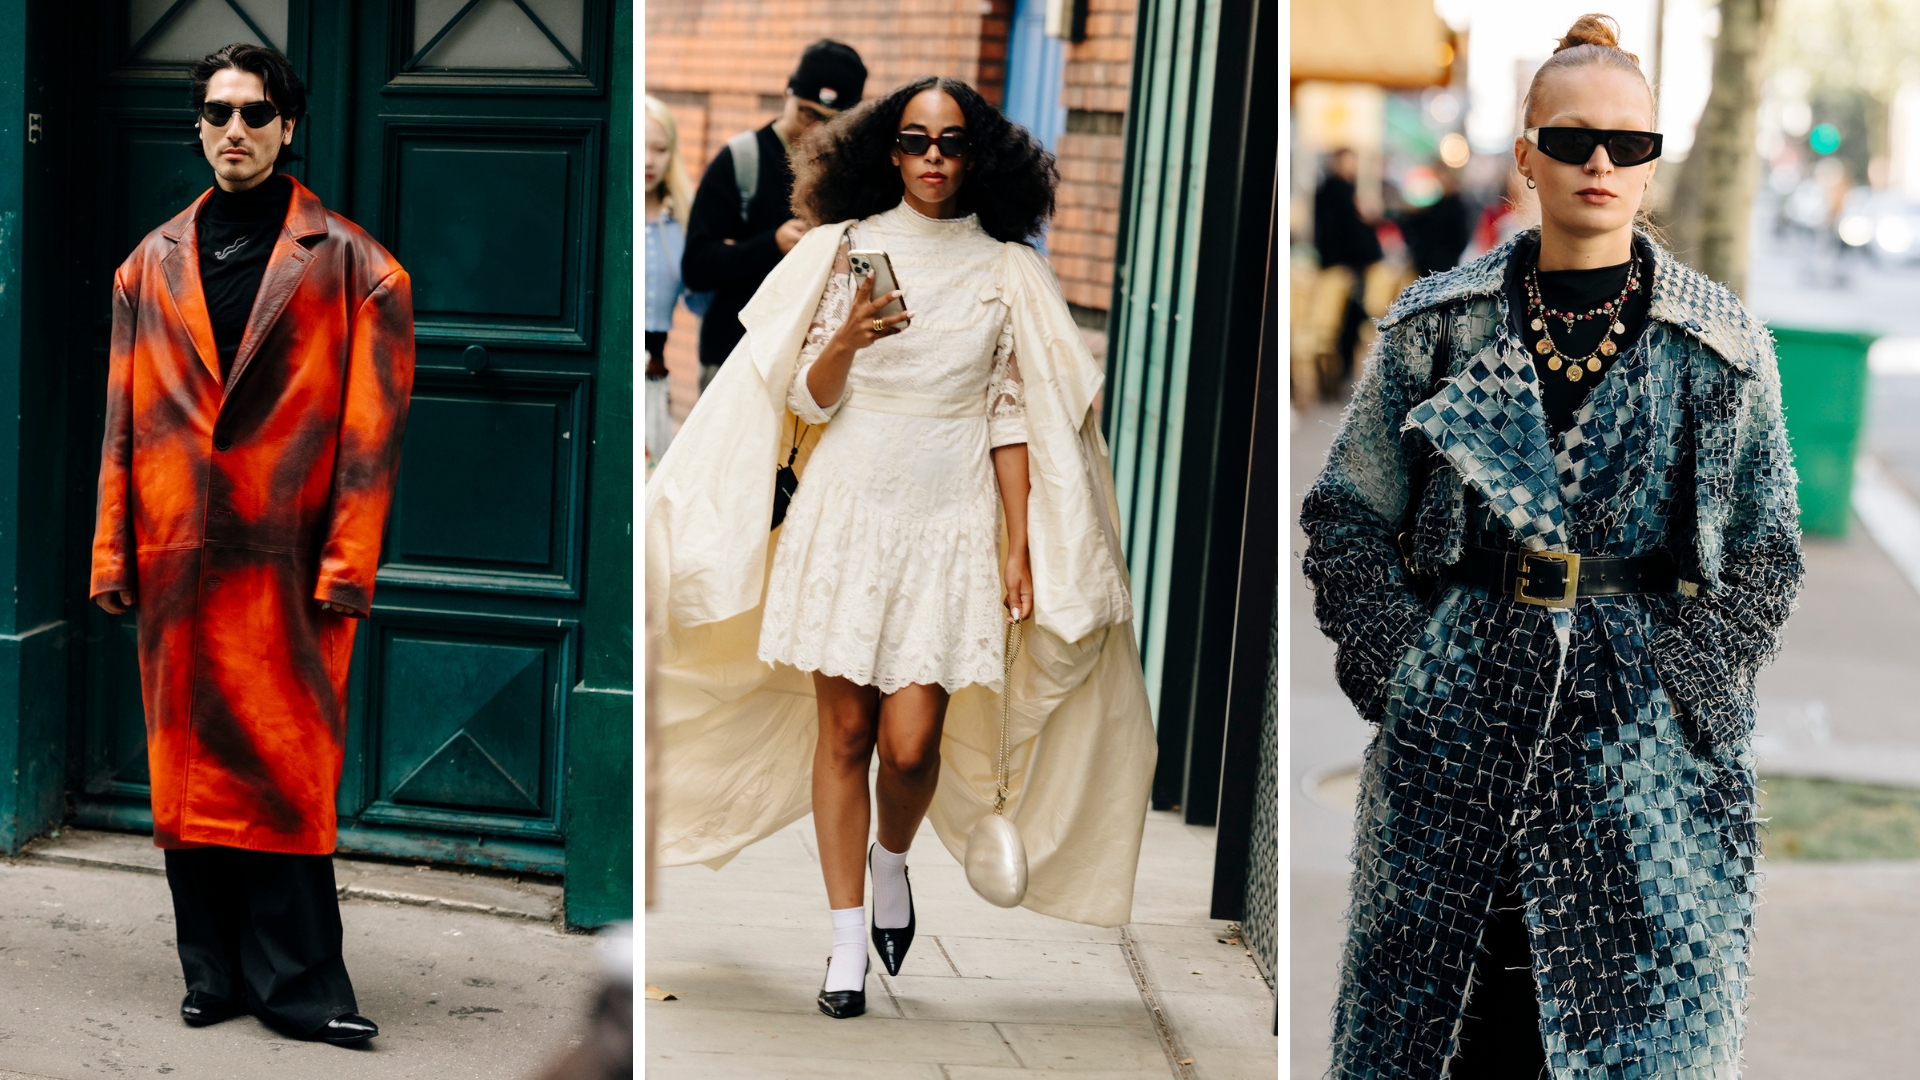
[682,39,867,388]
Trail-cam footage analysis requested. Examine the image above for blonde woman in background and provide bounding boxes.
[644,96,694,467]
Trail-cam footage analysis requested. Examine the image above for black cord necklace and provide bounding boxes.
[1522,256,1640,383]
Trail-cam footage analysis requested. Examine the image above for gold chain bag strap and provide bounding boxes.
[964,615,1029,907]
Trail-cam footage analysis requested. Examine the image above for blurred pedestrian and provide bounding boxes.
[1397,164,1471,277]
[645,95,694,466]
[682,39,866,391]
[1301,14,1802,1077]
[92,43,411,1047]
[1313,147,1382,382]
[647,77,1155,1022]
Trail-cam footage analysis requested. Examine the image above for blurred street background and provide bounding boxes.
[1292,0,1920,1074]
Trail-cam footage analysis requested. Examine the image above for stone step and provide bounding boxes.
[16,828,561,923]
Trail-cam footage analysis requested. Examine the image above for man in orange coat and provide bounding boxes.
[89,44,413,1047]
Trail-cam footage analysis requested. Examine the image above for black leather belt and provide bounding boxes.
[1446,546,1680,608]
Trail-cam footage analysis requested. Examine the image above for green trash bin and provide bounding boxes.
[1769,325,1876,536]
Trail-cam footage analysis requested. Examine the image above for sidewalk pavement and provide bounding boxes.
[644,811,1277,1079]
[0,830,606,1080]
[1289,398,1920,1077]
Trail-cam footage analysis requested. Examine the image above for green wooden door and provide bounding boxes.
[71,0,616,877]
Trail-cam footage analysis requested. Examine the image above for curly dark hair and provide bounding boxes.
[791,76,1057,244]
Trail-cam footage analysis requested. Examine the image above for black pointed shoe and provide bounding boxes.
[870,856,917,977]
[180,991,243,1027]
[816,957,866,1019]
[308,1013,379,1045]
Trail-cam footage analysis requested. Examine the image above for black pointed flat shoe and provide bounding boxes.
[308,1012,379,1045]
[870,853,916,977]
[817,957,866,1019]
[180,991,243,1027]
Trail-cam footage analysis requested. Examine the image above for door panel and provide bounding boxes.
[380,370,588,596]
[355,610,575,840]
[383,120,603,345]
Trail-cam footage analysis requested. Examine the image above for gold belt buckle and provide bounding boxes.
[1514,550,1581,608]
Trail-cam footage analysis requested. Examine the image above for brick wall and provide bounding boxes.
[1052,0,1133,314]
[645,0,1134,424]
[646,0,1014,173]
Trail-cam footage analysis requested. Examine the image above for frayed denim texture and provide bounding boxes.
[1300,232,1804,1079]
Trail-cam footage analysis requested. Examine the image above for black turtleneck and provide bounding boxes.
[1504,235,1652,433]
[198,173,292,381]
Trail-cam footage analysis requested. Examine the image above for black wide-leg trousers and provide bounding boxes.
[163,847,357,1036]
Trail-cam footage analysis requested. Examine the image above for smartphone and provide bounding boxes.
[848,250,908,325]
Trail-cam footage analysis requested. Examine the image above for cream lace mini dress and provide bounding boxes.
[756,201,1028,694]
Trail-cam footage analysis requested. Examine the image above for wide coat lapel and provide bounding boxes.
[158,191,222,386]
[226,177,330,395]
[1404,319,1571,552]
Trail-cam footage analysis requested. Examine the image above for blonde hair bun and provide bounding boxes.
[1556,14,1639,65]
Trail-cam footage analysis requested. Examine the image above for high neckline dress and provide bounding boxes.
[756,201,1028,694]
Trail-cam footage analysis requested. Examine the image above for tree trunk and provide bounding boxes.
[1659,0,1778,297]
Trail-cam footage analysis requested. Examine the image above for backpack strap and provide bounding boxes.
[726,129,760,224]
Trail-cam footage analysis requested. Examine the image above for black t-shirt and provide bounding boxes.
[682,123,798,368]
[1504,234,1652,433]
[197,173,292,382]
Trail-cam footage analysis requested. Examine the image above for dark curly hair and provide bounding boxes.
[791,77,1057,244]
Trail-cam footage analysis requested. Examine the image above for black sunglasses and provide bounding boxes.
[896,130,969,157]
[200,100,282,129]
[1525,127,1662,168]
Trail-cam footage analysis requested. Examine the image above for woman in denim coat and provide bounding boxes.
[1300,17,1803,1079]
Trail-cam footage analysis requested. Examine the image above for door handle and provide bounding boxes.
[463,345,489,374]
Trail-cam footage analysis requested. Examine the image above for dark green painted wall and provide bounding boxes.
[0,0,72,855]
[565,0,635,929]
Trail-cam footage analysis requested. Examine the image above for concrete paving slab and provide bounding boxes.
[935,936,1137,987]
[994,1019,1168,1071]
[641,958,906,1019]
[0,858,601,1080]
[646,1051,946,1079]
[646,1005,1019,1066]
[936,1060,1159,1068]
[646,809,1276,1078]
[883,973,1150,1026]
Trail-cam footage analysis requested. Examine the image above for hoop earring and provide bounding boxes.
[1525,176,1536,190]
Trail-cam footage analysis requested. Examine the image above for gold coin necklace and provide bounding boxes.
[1523,256,1640,383]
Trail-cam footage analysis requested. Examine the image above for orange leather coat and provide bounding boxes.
[90,177,415,855]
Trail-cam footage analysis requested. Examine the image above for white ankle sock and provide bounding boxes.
[870,841,912,930]
[824,906,868,992]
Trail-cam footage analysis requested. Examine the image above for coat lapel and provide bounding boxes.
[1404,313,1571,552]
[159,192,222,386]
[226,177,330,395]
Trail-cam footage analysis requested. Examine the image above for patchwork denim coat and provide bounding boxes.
[1300,232,1804,1079]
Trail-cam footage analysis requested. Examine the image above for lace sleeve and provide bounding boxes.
[987,311,1028,447]
[788,236,855,423]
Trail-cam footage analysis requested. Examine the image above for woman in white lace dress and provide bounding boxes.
[765,76,1059,1018]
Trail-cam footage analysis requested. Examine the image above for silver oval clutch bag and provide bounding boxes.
[967,616,1028,908]
[964,813,1028,907]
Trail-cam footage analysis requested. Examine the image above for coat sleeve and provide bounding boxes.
[314,268,416,616]
[89,268,138,599]
[1645,351,1805,749]
[1298,315,1436,723]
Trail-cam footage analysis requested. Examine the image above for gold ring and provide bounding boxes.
[871,317,886,333]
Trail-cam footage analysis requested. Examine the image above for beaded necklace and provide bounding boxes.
[1522,256,1641,383]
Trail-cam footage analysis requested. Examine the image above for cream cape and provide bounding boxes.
[645,220,1157,927]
